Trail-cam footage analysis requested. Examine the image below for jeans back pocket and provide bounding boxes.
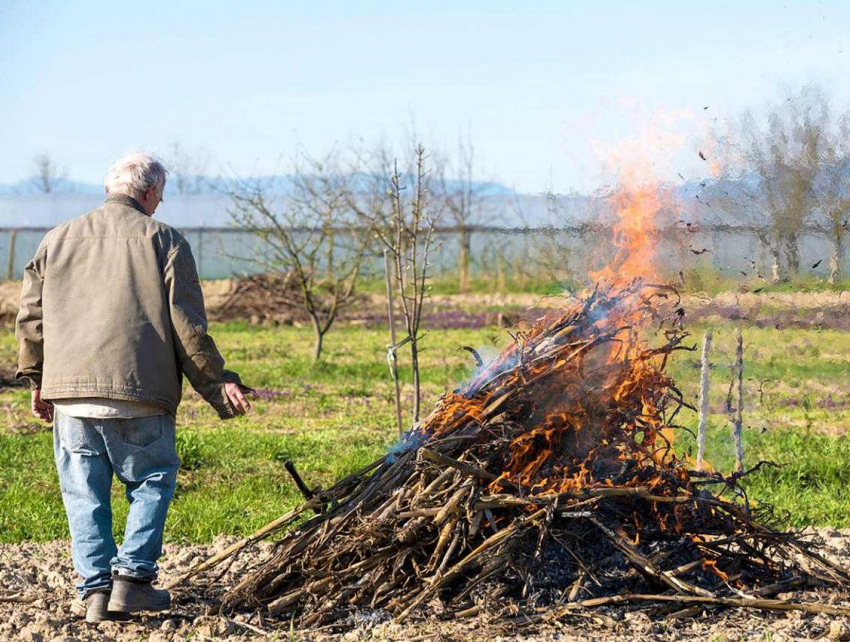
[55,411,106,456]
[117,415,164,448]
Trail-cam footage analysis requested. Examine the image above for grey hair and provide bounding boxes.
[104,152,168,197]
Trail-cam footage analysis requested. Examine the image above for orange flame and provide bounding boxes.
[588,111,689,288]
[589,183,669,285]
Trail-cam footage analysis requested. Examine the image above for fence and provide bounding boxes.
[0,225,846,281]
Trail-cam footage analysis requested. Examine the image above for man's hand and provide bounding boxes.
[31,389,54,423]
[224,382,251,416]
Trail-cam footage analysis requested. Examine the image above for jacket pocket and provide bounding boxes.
[117,415,164,448]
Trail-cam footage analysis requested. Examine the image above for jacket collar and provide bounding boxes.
[105,193,147,216]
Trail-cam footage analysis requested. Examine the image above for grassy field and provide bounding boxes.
[1,307,849,543]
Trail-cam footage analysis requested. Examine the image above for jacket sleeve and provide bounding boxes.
[15,246,47,389]
[163,239,243,419]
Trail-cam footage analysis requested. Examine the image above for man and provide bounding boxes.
[15,152,252,623]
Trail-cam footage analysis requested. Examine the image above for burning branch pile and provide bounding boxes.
[218,282,849,626]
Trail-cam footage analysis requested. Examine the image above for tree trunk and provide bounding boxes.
[830,225,844,284]
[399,238,409,291]
[310,316,324,362]
[410,336,421,423]
[458,227,471,292]
[383,250,404,438]
[783,235,800,280]
[696,331,713,471]
[770,247,782,283]
[325,229,335,280]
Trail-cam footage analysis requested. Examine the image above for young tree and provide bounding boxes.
[229,149,368,361]
[30,153,68,194]
[367,146,439,423]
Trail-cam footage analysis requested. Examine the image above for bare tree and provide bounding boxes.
[229,149,368,361]
[816,113,850,283]
[30,153,68,194]
[529,191,576,284]
[715,86,830,281]
[704,157,785,282]
[366,146,439,423]
[166,142,211,195]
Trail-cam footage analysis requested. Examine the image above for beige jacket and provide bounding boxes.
[15,194,243,419]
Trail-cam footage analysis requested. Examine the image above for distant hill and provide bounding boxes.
[1,168,835,229]
[0,174,528,227]
[0,192,559,228]
[0,174,517,199]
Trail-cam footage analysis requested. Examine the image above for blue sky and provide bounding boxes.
[1,0,849,193]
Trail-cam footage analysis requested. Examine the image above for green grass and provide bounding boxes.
[673,423,850,528]
[1,311,849,542]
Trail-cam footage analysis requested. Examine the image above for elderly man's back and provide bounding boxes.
[29,195,185,412]
[15,153,251,623]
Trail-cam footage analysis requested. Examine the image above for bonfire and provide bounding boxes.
[173,282,846,627]
[177,173,850,629]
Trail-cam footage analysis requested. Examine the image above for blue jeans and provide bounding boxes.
[53,409,179,598]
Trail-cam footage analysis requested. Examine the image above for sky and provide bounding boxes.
[1,0,849,194]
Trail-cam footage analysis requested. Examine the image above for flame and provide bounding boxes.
[589,184,667,285]
[588,110,689,288]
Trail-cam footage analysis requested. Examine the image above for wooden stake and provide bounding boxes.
[696,331,712,470]
[496,250,507,295]
[6,230,16,280]
[734,328,744,473]
[384,249,404,439]
[196,228,204,277]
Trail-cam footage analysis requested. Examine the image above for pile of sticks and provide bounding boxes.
[210,272,306,324]
[211,272,365,325]
[201,282,848,626]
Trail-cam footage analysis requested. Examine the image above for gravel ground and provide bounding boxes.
[2,529,850,641]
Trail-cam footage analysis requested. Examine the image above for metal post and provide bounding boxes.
[733,328,745,473]
[384,249,404,439]
[696,331,713,470]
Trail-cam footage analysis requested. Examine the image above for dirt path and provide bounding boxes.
[2,530,850,641]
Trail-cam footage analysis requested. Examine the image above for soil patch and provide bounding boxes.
[2,530,849,641]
